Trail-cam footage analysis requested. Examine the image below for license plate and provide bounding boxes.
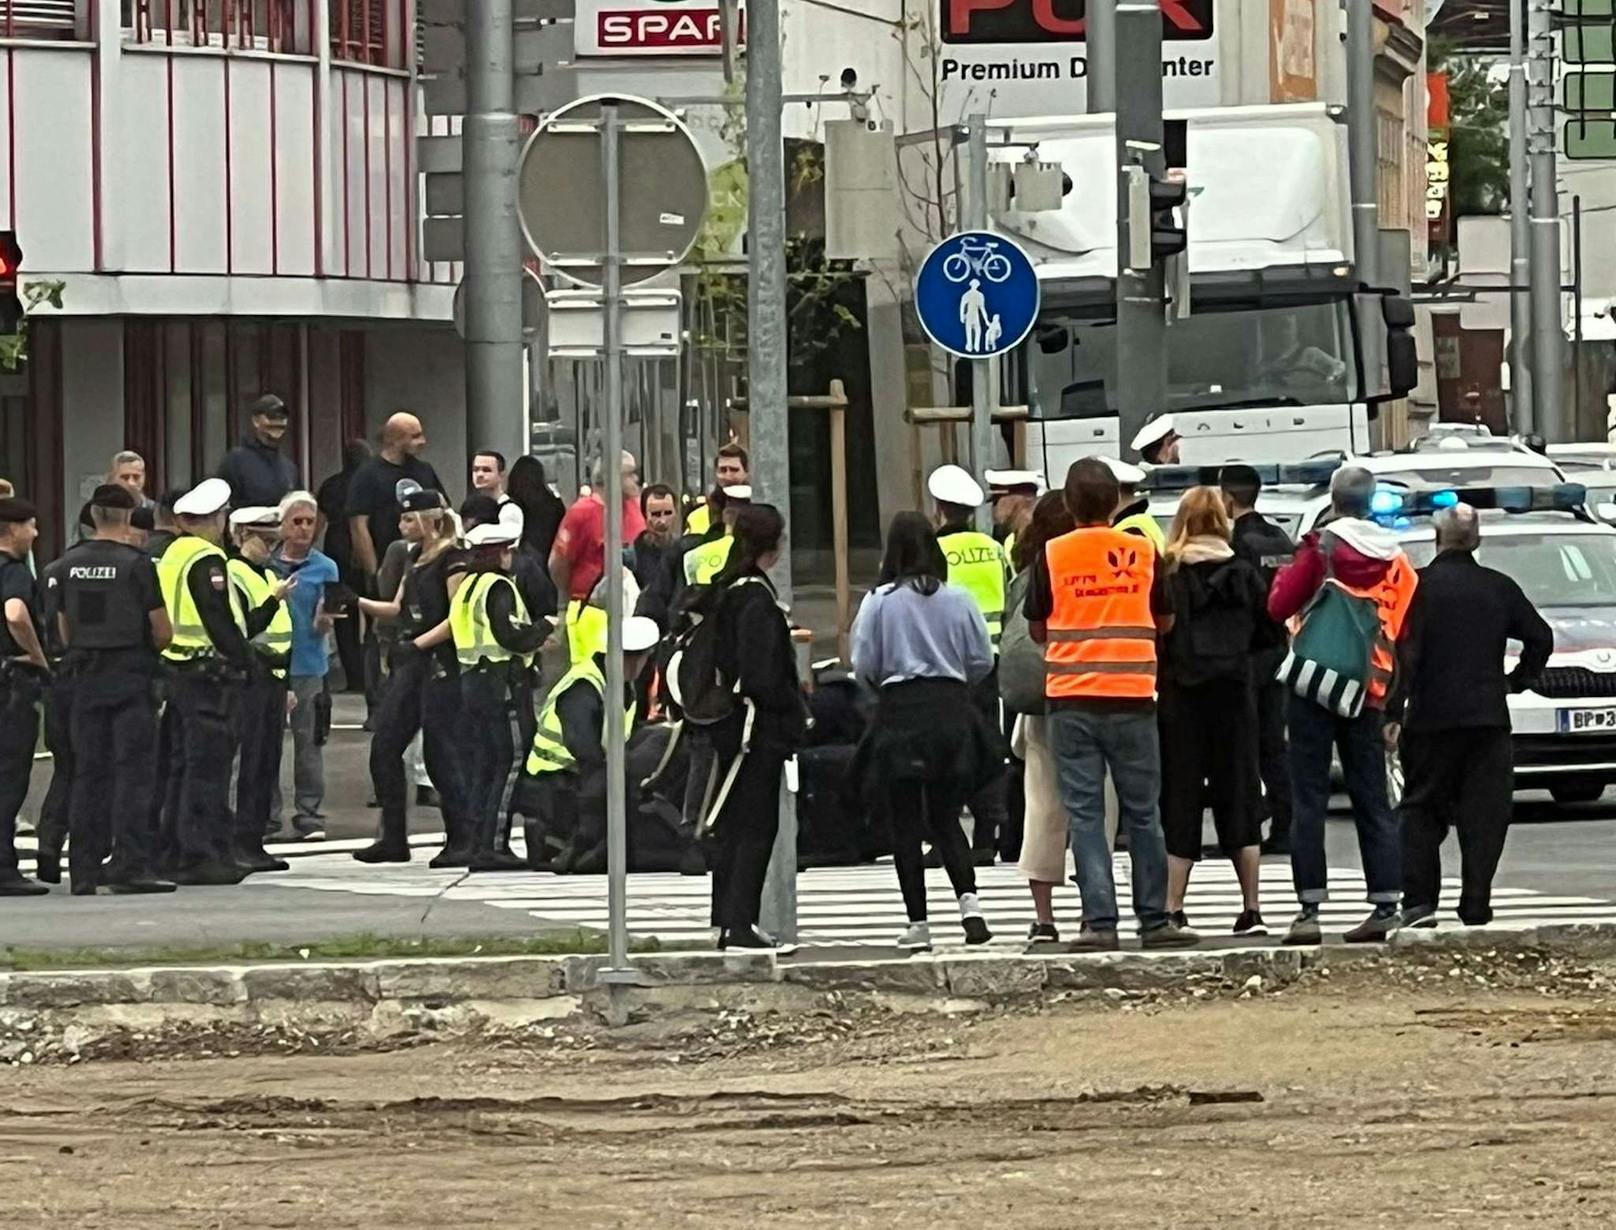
[1557,707,1616,733]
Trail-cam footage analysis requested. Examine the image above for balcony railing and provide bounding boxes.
[125,0,305,53]
[3,0,83,39]
[330,0,401,68]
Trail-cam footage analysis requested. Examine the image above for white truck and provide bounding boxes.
[994,103,1417,474]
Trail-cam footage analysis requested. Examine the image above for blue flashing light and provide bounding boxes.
[1369,488,1405,518]
[1430,489,1459,509]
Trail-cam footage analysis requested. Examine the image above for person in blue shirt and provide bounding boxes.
[269,490,342,841]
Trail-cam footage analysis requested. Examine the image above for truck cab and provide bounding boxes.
[993,104,1413,472]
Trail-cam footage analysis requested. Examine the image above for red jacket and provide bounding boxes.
[1268,521,1402,624]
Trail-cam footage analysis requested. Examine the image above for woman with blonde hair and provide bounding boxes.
[1158,486,1269,936]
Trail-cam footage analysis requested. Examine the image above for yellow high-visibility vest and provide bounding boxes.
[683,534,734,586]
[1115,510,1167,551]
[937,527,1008,648]
[685,503,713,536]
[156,536,245,662]
[449,571,532,668]
[226,557,293,678]
[525,658,637,776]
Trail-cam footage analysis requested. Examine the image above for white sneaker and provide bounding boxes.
[898,921,932,951]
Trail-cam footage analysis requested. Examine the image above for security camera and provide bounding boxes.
[840,67,858,91]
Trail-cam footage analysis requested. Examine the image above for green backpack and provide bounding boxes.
[1276,546,1382,718]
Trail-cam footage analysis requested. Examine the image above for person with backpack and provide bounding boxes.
[1221,464,1297,855]
[852,512,997,951]
[1158,487,1270,936]
[688,504,806,950]
[1269,464,1418,944]
[1001,491,1077,944]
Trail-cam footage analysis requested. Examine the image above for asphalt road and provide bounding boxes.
[9,692,1616,953]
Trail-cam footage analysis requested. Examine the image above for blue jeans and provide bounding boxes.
[1049,707,1170,932]
[1286,694,1400,905]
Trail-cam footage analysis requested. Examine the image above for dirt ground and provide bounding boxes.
[6,961,1616,1228]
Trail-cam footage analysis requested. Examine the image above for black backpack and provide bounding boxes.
[663,575,767,726]
[1169,559,1262,686]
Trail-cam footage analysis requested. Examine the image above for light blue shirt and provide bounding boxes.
[270,547,339,678]
[851,580,993,689]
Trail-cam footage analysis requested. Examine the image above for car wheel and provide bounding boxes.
[1550,781,1606,806]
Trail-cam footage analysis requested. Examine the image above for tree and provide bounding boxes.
[1434,47,1510,216]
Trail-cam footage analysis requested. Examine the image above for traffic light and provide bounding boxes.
[1149,171,1188,262]
[0,232,21,335]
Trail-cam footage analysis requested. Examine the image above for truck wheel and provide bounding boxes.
[1550,781,1606,806]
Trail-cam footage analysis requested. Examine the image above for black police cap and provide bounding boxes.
[0,496,36,524]
[248,393,289,420]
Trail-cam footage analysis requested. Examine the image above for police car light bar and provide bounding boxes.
[1140,459,1342,494]
[1375,483,1590,518]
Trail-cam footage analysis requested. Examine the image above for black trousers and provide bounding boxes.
[709,745,785,932]
[1400,726,1514,924]
[369,653,468,849]
[234,674,287,849]
[38,673,76,861]
[1158,678,1262,861]
[332,585,364,691]
[0,679,40,876]
[888,777,976,923]
[963,670,1007,854]
[69,669,159,885]
[462,667,519,854]
[1253,669,1294,840]
[164,669,239,869]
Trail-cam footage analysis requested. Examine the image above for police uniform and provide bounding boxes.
[226,507,294,874]
[450,522,547,871]
[520,616,655,872]
[358,488,471,866]
[34,537,88,884]
[157,478,257,885]
[1104,457,1168,551]
[0,497,48,895]
[929,465,1011,863]
[1131,414,1178,467]
[55,487,174,894]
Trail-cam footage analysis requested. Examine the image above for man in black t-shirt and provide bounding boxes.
[55,485,176,895]
[0,497,49,895]
[345,413,445,591]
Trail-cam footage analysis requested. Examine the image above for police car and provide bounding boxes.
[1143,459,1338,541]
[1382,483,1616,807]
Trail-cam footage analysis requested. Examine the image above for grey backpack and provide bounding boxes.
[998,569,1046,715]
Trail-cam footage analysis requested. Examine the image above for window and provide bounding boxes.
[2,0,83,40]
[330,0,404,67]
[124,0,304,52]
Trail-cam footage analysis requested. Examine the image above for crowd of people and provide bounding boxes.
[0,394,1554,953]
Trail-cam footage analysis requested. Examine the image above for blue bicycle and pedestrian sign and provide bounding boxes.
[914,230,1041,360]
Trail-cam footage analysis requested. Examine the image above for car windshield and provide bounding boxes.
[1372,463,1558,489]
[1403,533,1616,607]
[1028,301,1357,417]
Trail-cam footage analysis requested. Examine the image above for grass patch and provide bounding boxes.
[0,930,691,971]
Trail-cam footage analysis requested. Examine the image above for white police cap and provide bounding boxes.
[1130,414,1177,453]
[228,506,280,530]
[174,477,232,518]
[927,463,985,508]
[721,484,753,501]
[465,522,519,548]
[984,468,1044,493]
[1099,456,1147,485]
[623,615,661,653]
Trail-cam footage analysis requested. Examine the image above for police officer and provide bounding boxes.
[32,502,95,884]
[928,464,1010,865]
[1131,414,1181,466]
[0,496,49,895]
[521,615,658,872]
[683,485,752,588]
[53,485,176,894]
[1106,457,1167,549]
[157,478,261,885]
[450,521,547,871]
[225,506,295,873]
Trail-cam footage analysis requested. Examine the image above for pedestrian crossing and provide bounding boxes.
[238,845,1616,948]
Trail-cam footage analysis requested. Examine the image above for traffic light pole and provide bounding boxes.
[1346,0,1382,398]
[1113,0,1167,461]
[463,0,526,463]
[1527,0,1565,441]
[1508,0,1534,431]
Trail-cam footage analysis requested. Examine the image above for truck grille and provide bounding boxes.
[1535,667,1616,699]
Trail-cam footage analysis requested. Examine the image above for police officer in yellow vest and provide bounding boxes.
[451,521,548,871]
[985,468,1043,572]
[156,478,264,885]
[225,506,296,875]
[929,463,1012,864]
[1105,457,1167,550]
[520,614,659,873]
[684,443,750,536]
[683,484,751,588]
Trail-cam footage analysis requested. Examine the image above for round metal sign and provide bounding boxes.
[517,93,708,290]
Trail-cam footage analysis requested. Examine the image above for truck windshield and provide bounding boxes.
[1404,532,1616,608]
[1029,300,1357,417]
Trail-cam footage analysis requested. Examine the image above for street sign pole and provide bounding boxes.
[1509,0,1534,431]
[600,101,629,987]
[1114,1,1167,461]
[963,113,996,532]
[1346,0,1382,405]
[1528,0,1565,440]
[463,0,526,465]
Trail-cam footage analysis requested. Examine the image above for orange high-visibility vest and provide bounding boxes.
[1042,527,1159,701]
[1336,550,1418,703]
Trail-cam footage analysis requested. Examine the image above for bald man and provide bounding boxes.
[344,413,445,586]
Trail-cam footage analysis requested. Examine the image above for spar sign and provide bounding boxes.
[574,0,745,56]
[935,0,1221,120]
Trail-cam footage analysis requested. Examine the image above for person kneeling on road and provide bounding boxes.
[520,615,658,873]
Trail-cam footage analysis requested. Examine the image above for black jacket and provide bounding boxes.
[1389,549,1554,732]
[218,432,299,508]
[1230,510,1295,657]
[711,568,807,755]
[1161,554,1268,688]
